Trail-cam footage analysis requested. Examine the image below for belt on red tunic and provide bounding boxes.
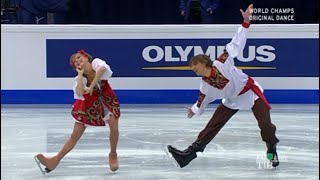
[238,76,271,109]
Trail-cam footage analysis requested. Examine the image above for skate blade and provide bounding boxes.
[266,153,279,168]
[34,155,49,175]
[164,146,180,168]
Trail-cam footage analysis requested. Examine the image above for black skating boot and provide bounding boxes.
[166,140,206,168]
[266,143,279,167]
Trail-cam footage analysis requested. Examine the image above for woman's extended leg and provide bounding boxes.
[36,122,86,172]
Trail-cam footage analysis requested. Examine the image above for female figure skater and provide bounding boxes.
[35,49,120,174]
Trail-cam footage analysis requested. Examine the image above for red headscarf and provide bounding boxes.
[70,49,87,68]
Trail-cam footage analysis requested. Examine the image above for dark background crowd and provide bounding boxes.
[1,0,319,24]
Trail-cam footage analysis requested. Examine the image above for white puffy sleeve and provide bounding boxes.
[226,22,249,58]
[73,76,88,100]
[191,81,217,115]
[91,58,113,80]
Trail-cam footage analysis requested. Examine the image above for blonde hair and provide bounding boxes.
[69,50,93,69]
[189,54,213,67]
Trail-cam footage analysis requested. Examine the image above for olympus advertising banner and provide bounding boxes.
[46,38,318,78]
[1,24,318,104]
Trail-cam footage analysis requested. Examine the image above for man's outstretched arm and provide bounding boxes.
[226,4,253,58]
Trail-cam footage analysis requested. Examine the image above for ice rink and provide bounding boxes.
[1,104,319,180]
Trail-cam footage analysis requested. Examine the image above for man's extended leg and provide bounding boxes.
[167,104,238,168]
[251,98,280,167]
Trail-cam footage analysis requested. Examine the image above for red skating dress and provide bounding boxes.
[71,58,120,126]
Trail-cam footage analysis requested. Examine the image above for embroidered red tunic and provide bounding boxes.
[71,58,120,126]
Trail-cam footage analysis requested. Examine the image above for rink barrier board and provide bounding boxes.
[1,24,318,104]
[1,90,318,104]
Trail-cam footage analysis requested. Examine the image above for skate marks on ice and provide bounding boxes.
[1,104,319,180]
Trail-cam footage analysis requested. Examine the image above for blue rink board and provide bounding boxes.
[1,90,318,104]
